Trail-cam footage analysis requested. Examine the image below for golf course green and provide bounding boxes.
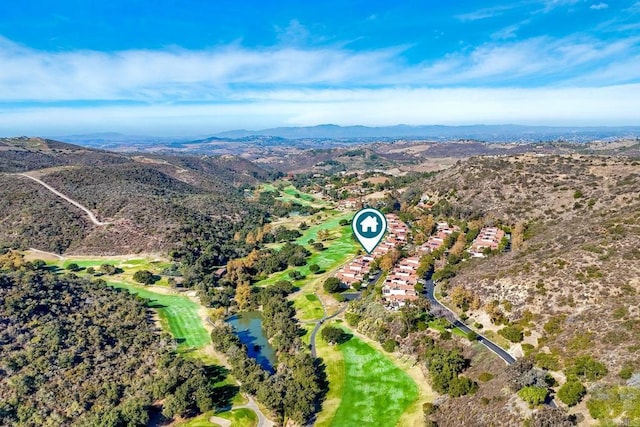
[256,211,359,288]
[36,183,427,426]
[261,182,327,207]
[320,331,419,427]
[180,408,258,427]
[294,293,325,322]
[107,281,211,349]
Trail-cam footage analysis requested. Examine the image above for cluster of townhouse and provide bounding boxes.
[335,253,372,286]
[468,227,506,257]
[381,255,421,309]
[417,222,461,254]
[336,198,362,210]
[335,214,508,309]
[386,213,409,244]
[335,213,409,287]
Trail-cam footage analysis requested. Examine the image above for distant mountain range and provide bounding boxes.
[49,124,640,149]
[212,124,640,141]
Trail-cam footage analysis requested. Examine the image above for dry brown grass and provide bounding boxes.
[419,154,640,423]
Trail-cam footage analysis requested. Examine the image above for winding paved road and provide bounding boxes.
[209,396,274,427]
[18,173,111,226]
[425,280,556,407]
[236,396,274,427]
[309,293,348,358]
[425,280,516,364]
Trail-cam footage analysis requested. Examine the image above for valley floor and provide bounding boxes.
[28,185,430,427]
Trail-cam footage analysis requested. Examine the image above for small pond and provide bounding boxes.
[226,311,277,373]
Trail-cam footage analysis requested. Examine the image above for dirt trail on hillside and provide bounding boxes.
[19,173,111,226]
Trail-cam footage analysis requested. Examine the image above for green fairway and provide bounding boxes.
[283,186,315,202]
[55,256,175,287]
[59,257,170,270]
[294,292,324,321]
[321,329,419,427]
[179,412,214,427]
[428,319,468,338]
[256,213,359,288]
[260,182,327,207]
[107,281,210,349]
[179,408,257,427]
[314,329,346,426]
[215,408,258,427]
[61,259,130,269]
[297,211,353,244]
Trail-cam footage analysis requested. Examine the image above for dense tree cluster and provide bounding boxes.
[346,294,477,398]
[564,355,608,382]
[210,290,326,425]
[251,243,311,277]
[323,277,343,293]
[261,293,304,353]
[132,269,158,285]
[0,260,226,426]
[199,242,313,312]
[321,326,351,345]
[184,219,313,310]
[270,226,302,243]
[210,323,268,393]
[557,380,586,407]
[424,346,477,397]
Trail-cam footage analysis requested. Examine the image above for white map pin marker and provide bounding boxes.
[352,208,387,254]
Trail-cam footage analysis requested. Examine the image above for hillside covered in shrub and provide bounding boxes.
[0,254,229,426]
[0,138,280,255]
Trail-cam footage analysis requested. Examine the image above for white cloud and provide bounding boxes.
[0,31,639,134]
[590,3,609,10]
[456,4,520,21]
[539,0,581,13]
[492,23,523,40]
[275,20,311,45]
[414,35,639,85]
[0,33,638,105]
[1,85,639,136]
[0,37,404,101]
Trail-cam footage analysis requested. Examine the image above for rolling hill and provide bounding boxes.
[409,154,640,424]
[0,137,274,255]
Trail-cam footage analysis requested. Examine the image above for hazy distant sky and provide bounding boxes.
[1,0,639,135]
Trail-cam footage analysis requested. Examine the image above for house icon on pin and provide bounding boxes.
[360,215,379,233]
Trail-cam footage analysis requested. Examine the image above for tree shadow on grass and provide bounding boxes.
[335,332,353,345]
[147,302,168,309]
[205,364,230,384]
[212,384,240,411]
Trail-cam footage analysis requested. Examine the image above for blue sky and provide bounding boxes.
[0,0,639,135]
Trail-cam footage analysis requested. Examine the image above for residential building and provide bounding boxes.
[382,255,421,309]
[418,222,461,253]
[468,227,506,257]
